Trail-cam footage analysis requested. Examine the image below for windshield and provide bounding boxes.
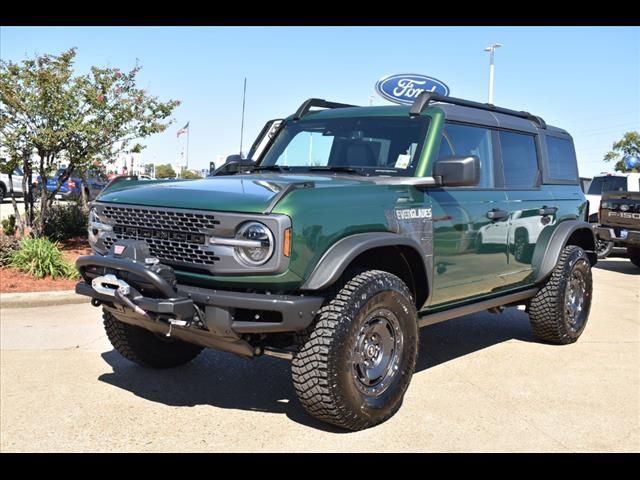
[587,176,627,195]
[259,116,430,176]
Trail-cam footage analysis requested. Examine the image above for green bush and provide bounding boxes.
[10,237,79,279]
[43,202,88,242]
[0,235,19,267]
[1,214,16,236]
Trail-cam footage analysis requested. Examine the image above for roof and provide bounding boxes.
[293,102,568,136]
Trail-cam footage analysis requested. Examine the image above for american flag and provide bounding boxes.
[177,122,189,138]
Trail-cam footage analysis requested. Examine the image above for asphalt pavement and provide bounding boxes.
[1,257,638,452]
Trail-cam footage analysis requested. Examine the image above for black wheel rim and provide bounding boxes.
[352,308,403,397]
[596,238,611,256]
[565,261,588,332]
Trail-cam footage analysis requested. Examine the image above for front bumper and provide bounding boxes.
[76,254,324,356]
[594,226,640,247]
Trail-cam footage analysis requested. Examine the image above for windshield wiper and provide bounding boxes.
[307,166,365,175]
[251,165,291,172]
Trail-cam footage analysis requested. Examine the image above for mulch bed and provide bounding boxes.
[0,268,80,293]
[0,236,91,293]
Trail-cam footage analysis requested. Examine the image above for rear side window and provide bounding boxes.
[546,136,578,181]
[439,124,495,188]
[587,176,628,194]
[499,131,539,189]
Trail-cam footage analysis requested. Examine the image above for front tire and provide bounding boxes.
[596,237,613,259]
[103,311,203,368]
[529,245,592,344]
[628,247,640,268]
[292,270,418,431]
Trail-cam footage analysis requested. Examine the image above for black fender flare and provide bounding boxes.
[532,220,596,284]
[300,232,430,292]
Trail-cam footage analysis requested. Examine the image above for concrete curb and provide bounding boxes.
[0,290,87,309]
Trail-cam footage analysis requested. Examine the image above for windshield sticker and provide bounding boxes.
[395,154,411,169]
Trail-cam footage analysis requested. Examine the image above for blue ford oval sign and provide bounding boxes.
[375,74,450,105]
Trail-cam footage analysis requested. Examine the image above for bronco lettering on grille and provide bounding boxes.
[113,225,206,244]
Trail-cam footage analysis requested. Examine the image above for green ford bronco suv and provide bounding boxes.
[77,92,596,430]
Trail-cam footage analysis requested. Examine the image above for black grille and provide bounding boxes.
[101,205,221,266]
[102,206,219,231]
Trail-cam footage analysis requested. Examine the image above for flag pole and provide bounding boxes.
[186,125,190,170]
[239,77,247,157]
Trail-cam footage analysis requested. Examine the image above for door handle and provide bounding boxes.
[486,209,509,221]
[539,206,558,216]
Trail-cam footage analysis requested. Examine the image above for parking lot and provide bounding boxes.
[0,198,27,222]
[0,256,638,452]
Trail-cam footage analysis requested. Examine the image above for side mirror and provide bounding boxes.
[211,158,255,177]
[433,155,480,187]
[225,154,243,163]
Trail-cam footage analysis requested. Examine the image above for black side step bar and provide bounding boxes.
[418,288,538,328]
[409,91,547,129]
[293,98,357,121]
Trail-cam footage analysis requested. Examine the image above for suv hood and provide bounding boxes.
[97,174,367,213]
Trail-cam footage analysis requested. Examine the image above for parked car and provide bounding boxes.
[41,168,108,200]
[76,93,596,431]
[0,166,25,202]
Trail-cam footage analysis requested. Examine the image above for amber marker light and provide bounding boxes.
[283,228,292,257]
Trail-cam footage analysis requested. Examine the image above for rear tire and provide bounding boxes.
[628,247,640,268]
[292,270,418,431]
[529,245,592,344]
[103,310,203,368]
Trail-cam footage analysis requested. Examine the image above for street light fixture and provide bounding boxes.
[484,43,503,105]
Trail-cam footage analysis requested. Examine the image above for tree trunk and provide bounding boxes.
[7,173,25,237]
[79,170,90,210]
[36,155,49,238]
[22,169,31,228]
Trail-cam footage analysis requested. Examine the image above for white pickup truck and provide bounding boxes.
[586,172,640,221]
[0,166,25,203]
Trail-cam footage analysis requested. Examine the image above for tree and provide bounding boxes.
[0,48,180,236]
[155,163,176,178]
[181,169,202,180]
[603,131,640,173]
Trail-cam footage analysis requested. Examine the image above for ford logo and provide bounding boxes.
[375,74,450,105]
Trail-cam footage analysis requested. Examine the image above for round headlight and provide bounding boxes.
[234,222,275,266]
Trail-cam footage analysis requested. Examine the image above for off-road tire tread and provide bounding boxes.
[529,245,591,345]
[292,270,417,431]
[103,310,203,368]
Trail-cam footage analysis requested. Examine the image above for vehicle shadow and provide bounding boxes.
[594,258,639,275]
[99,308,535,432]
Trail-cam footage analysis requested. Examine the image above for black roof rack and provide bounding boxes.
[293,98,357,121]
[409,91,547,129]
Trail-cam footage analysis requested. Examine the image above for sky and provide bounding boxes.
[1,26,638,177]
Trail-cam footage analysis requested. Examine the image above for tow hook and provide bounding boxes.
[165,319,189,338]
[114,287,150,318]
[91,274,151,318]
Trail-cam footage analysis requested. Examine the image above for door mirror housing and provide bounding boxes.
[210,158,255,177]
[433,155,480,187]
[225,154,243,163]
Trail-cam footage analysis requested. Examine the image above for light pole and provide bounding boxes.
[484,43,502,104]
